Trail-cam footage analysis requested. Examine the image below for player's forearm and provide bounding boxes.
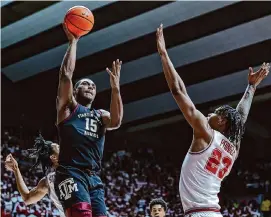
[109,87,123,128]
[14,168,30,201]
[59,40,78,80]
[236,84,256,124]
[160,52,188,95]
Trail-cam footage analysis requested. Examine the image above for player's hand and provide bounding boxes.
[106,59,122,90]
[5,154,19,172]
[248,62,270,87]
[156,24,167,56]
[62,22,79,42]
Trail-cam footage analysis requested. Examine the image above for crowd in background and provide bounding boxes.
[1,128,271,217]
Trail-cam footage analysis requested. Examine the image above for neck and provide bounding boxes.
[218,124,227,134]
[83,103,92,109]
[77,97,92,108]
[52,163,59,169]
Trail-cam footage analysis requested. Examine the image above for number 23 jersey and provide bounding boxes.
[57,104,106,171]
[179,130,238,212]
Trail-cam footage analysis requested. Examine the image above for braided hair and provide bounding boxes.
[215,105,245,146]
[27,134,54,174]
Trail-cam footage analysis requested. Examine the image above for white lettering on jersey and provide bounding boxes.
[58,178,78,200]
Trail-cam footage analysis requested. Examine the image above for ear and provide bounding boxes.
[73,88,78,98]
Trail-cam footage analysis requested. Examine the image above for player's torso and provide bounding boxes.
[58,104,105,170]
[179,130,237,213]
[46,172,65,217]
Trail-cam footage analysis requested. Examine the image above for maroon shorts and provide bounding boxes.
[65,202,107,217]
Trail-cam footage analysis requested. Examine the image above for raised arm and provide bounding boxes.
[236,63,269,124]
[101,60,123,130]
[156,24,212,140]
[5,154,48,205]
[57,23,80,124]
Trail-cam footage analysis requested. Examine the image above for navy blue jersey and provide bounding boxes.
[57,104,106,171]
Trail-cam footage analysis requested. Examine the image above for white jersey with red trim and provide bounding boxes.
[179,130,237,213]
[46,172,65,217]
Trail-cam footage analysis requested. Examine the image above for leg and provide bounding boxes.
[89,188,107,217]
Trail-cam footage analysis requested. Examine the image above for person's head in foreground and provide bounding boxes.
[149,198,167,217]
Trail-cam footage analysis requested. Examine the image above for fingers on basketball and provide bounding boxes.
[62,22,69,33]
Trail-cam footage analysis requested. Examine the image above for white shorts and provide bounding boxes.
[185,211,223,217]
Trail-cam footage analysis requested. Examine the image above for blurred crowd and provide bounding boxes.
[1,128,271,217]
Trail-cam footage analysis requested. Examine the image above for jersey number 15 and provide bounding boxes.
[85,118,98,133]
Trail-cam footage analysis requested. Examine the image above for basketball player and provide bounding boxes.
[156,24,270,216]
[54,23,123,217]
[4,135,64,217]
[149,198,167,217]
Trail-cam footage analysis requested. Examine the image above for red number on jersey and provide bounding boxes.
[204,148,222,175]
[218,156,232,179]
[204,148,233,179]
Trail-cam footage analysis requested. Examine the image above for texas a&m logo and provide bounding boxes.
[58,178,78,200]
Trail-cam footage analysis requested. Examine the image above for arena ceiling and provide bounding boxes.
[1,1,271,140]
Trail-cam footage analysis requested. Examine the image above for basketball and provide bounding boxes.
[64,6,94,37]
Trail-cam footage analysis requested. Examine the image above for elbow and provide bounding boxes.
[24,201,31,206]
[109,118,122,130]
[22,196,32,206]
[111,120,122,129]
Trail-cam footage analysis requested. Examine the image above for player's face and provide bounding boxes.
[207,111,227,131]
[151,205,165,217]
[207,112,218,125]
[76,80,96,102]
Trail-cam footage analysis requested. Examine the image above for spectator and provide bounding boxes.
[261,195,271,217]
[1,127,271,217]
[149,198,167,217]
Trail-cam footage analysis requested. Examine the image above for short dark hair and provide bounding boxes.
[74,78,94,89]
[149,198,167,212]
[27,134,53,174]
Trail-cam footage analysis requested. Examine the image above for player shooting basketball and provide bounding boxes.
[54,22,123,217]
[156,24,270,217]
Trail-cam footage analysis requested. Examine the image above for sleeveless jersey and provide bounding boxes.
[46,172,64,217]
[179,130,237,213]
[58,104,105,171]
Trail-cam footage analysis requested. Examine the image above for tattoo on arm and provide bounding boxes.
[236,85,256,124]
